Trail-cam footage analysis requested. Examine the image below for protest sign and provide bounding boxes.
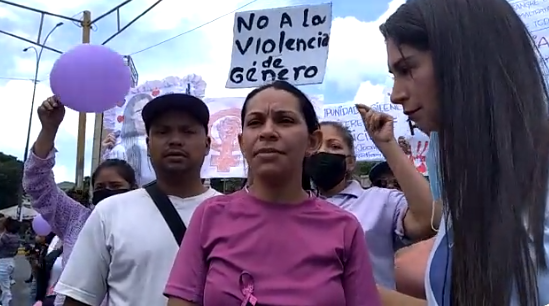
[102,77,325,183]
[510,0,549,73]
[322,100,429,175]
[226,3,332,88]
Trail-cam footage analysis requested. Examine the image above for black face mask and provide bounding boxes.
[306,152,347,191]
[92,189,129,205]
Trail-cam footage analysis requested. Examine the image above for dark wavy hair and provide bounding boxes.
[240,81,319,190]
[380,0,549,305]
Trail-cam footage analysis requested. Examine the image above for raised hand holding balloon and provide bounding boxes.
[356,104,395,144]
[38,96,65,130]
[32,215,51,236]
[49,44,131,113]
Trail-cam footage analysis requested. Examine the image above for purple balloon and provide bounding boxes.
[50,44,132,113]
[32,215,51,236]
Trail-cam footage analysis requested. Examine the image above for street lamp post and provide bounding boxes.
[17,22,62,221]
[0,0,160,221]
[22,22,63,162]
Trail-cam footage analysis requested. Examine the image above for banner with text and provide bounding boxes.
[510,0,549,74]
[102,77,325,184]
[322,101,429,175]
[226,3,332,88]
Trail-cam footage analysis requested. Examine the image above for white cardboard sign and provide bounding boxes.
[226,3,332,88]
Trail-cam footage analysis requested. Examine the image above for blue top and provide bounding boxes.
[425,132,549,305]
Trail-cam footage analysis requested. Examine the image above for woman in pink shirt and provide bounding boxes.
[164,81,381,306]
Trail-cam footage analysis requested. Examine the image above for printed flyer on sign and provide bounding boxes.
[226,3,333,88]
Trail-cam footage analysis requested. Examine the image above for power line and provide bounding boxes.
[0,76,36,81]
[128,0,260,56]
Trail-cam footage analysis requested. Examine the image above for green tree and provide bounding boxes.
[0,152,23,210]
[355,161,377,176]
[65,176,91,206]
[211,178,245,193]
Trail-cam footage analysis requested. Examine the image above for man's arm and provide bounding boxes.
[57,206,111,306]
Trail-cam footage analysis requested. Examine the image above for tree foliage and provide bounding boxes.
[355,161,377,176]
[211,178,245,193]
[65,176,91,206]
[0,152,23,210]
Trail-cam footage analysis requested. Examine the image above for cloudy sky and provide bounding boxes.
[0,0,402,183]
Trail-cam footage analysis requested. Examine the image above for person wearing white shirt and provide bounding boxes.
[56,93,221,306]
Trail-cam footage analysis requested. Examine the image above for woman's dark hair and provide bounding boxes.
[4,217,21,234]
[44,232,56,244]
[241,81,320,190]
[380,0,549,305]
[92,159,137,188]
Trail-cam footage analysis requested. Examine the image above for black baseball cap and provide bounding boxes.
[141,93,210,133]
[369,161,392,182]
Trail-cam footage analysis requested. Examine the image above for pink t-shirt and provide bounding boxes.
[164,190,381,306]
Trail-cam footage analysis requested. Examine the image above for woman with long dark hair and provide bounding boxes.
[378,0,549,305]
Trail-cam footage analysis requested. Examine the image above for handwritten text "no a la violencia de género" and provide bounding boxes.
[235,9,330,56]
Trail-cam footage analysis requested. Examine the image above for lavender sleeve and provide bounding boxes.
[390,190,409,238]
[343,217,382,306]
[164,199,208,304]
[23,149,89,240]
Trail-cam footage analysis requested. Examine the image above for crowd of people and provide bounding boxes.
[2,0,547,305]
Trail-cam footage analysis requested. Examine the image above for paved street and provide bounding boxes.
[11,255,32,306]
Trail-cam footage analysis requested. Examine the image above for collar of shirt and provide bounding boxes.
[318,180,363,199]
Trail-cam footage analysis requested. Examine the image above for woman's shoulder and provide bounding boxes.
[310,196,364,226]
[196,190,245,213]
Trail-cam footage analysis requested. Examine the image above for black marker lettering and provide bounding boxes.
[236,13,255,33]
[302,9,310,27]
[236,13,270,33]
[229,67,244,83]
[280,12,293,28]
[302,9,327,27]
[235,37,254,55]
[246,68,257,82]
[257,15,269,29]
[262,39,276,54]
[278,31,286,53]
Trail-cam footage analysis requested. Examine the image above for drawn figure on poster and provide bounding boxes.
[102,93,154,185]
[398,136,411,156]
[412,140,429,175]
[208,108,242,172]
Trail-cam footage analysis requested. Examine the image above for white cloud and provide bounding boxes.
[0,80,96,157]
[12,56,55,76]
[352,81,387,105]
[11,0,97,14]
[326,0,404,90]
[0,6,18,20]
[53,164,70,183]
[135,0,261,32]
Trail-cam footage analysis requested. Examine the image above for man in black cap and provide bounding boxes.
[140,93,212,196]
[369,161,401,190]
[58,93,221,306]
